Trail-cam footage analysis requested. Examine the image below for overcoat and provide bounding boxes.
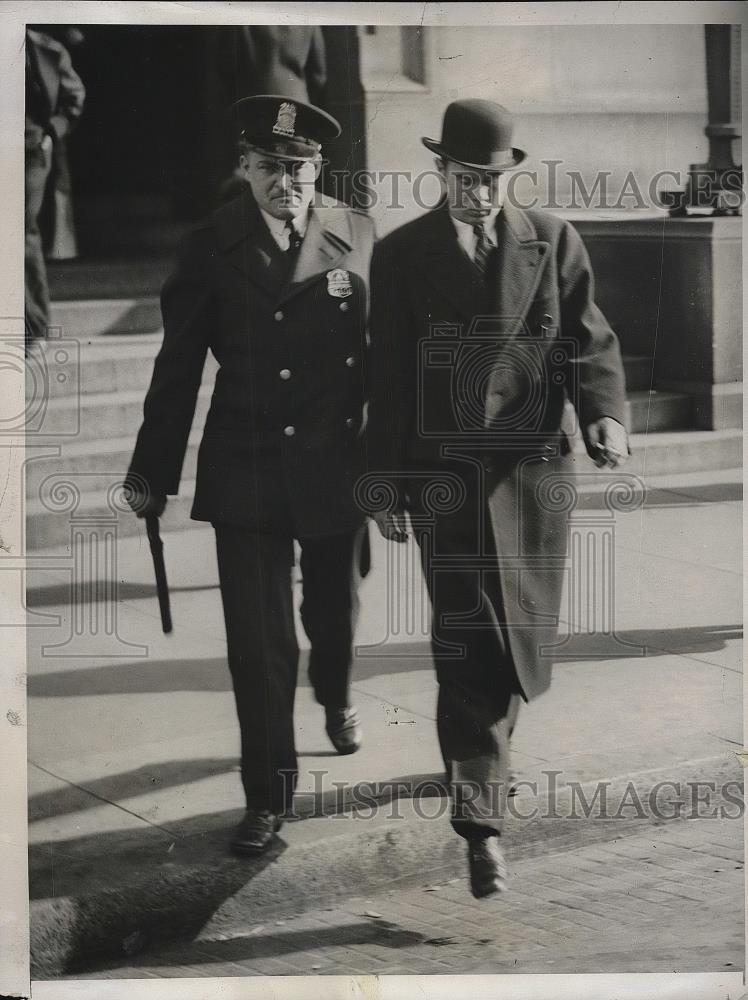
[128,189,375,539]
[25,29,85,151]
[366,201,627,701]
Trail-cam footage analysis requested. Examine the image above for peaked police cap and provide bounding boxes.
[233,94,341,162]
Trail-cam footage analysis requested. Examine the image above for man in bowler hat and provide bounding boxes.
[127,95,375,854]
[364,99,628,897]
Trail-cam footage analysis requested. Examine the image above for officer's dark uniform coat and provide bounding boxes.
[366,201,627,702]
[128,189,374,537]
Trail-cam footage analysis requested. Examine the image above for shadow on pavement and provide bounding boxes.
[28,757,239,822]
[28,625,742,700]
[121,919,426,973]
[28,656,235,696]
[29,767,451,901]
[30,812,286,978]
[27,643,433,697]
[29,806,259,901]
[550,624,742,664]
[642,483,742,506]
[26,580,219,608]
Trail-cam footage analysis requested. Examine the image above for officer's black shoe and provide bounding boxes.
[230,808,282,855]
[325,706,362,755]
[467,835,508,899]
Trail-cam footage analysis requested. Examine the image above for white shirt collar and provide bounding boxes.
[259,207,309,251]
[449,210,499,262]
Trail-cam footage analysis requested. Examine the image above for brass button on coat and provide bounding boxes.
[279,369,291,380]
[283,425,295,437]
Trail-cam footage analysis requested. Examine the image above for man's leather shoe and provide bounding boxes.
[467,836,507,898]
[230,808,282,855]
[325,706,362,755]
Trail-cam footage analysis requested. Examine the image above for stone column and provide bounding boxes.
[688,24,743,214]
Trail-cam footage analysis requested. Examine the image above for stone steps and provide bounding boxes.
[23,423,743,504]
[25,433,742,551]
[34,378,692,445]
[22,321,740,551]
[625,389,693,433]
[49,298,163,338]
[47,259,172,303]
[621,354,652,392]
[25,460,743,553]
[34,386,214,444]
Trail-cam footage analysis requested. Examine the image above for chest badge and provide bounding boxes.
[326,269,353,298]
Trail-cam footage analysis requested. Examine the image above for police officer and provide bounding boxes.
[126,95,375,854]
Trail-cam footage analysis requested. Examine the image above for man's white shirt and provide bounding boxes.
[450,210,499,262]
[260,208,308,251]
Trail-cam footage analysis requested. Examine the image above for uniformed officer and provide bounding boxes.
[126,95,375,854]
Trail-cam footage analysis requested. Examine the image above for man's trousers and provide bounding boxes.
[214,522,366,814]
[408,470,522,840]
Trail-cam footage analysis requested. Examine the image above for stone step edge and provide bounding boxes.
[23,427,742,462]
[38,385,694,413]
[24,459,743,519]
[38,386,211,412]
[29,753,740,977]
[626,389,692,403]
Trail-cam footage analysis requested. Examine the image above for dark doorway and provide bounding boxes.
[33,24,365,261]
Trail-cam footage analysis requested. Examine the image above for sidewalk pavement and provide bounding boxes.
[76,816,744,979]
[26,472,743,978]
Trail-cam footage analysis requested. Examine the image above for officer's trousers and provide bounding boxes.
[408,471,522,840]
[214,522,366,814]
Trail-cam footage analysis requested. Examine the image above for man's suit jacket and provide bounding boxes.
[128,190,375,538]
[365,201,627,701]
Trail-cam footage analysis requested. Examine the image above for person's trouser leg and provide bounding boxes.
[299,524,366,709]
[25,145,51,348]
[214,524,298,814]
[412,484,521,839]
[434,657,522,838]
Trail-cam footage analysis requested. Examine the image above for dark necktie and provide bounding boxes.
[472,223,493,280]
[285,220,303,254]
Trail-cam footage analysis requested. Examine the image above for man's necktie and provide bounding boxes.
[285,220,303,254]
[472,223,493,281]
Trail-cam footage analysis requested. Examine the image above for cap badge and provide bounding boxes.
[327,269,352,298]
[272,102,297,138]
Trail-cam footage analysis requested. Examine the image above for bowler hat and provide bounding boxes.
[422,99,526,172]
[233,94,341,162]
